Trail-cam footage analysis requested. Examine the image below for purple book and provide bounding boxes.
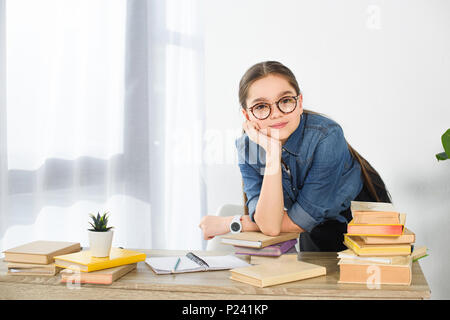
[234,239,298,256]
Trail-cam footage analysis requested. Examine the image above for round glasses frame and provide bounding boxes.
[248,95,299,120]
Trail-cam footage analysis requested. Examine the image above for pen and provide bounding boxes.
[172,257,181,273]
[186,252,209,268]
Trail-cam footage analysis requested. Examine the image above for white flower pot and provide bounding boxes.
[88,230,114,257]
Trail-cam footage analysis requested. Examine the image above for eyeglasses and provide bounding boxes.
[248,95,299,120]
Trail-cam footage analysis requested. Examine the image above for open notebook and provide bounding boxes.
[145,253,251,274]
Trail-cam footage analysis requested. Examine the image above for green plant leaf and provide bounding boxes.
[442,129,450,157]
[88,211,112,231]
[436,152,448,161]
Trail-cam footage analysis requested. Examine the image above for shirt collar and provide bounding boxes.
[282,113,305,156]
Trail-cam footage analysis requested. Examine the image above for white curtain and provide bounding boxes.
[0,0,206,252]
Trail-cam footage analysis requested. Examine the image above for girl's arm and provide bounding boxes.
[243,211,304,233]
[199,121,305,240]
[252,142,285,236]
[198,211,304,240]
[243,121,295,236]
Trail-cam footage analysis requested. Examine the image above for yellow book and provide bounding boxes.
[54,247,146,272]
[230,260,326,288]
[344,234,411,256]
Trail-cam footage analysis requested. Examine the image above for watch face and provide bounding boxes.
[230,222,241,232]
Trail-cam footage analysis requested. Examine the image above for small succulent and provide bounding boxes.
[88,212,113,232]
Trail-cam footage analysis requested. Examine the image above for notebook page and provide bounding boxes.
[201,255,251,270]
[145,256,202,274]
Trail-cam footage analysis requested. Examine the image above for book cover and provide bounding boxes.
[60,263,137,284]
[350,201,397,212]
[346,214,406,236]
[338,256,412,285]
[220,231,299,248]
[230,260,326,288]
[344,234,411,256]
[361,228,416,245]
[54,247,146,272]
[352,211,400,224]
[3,240,81,264]
[234,239,297,256]
[411,246,428,262]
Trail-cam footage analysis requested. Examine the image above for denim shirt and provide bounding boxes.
[235,112,363,233]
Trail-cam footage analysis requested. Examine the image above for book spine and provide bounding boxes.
[347,224,404,236]
[279,240,297,253]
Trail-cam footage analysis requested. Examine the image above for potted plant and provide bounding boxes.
[436,129,450,161]
[88,212,114,257]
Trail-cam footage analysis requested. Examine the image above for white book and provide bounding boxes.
[337,249,409,265]
[350,201,396,212]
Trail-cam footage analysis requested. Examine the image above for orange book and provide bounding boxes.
[60,263,137,284]
[338,257,412,285]
[347,214,406,236]
[361,228,416,245]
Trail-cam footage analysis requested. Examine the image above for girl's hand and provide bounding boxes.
[198,215,232,240]
[242,120,281,155]
[243,120,282,174]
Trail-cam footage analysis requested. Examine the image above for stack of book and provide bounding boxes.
[221,231,298,264]
[220,231,327,287]
[54,247,146,285]
[338,201,428,286]
[3,240,81,276]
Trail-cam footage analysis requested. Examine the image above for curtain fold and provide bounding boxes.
[0,0,7,249]
[0,0,206,252]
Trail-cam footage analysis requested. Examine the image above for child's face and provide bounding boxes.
[243,74,303,143]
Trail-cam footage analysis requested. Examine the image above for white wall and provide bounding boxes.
[204,0,450,299]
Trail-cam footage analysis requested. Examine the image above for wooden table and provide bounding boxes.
[0,250,431,300]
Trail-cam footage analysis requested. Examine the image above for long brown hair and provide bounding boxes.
[239,61,392,215]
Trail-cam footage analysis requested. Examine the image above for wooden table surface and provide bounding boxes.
[0,250,431,300]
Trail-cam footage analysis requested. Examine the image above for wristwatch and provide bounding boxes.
[230,215,243,234]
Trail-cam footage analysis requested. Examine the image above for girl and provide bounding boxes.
[199,61,391,251]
